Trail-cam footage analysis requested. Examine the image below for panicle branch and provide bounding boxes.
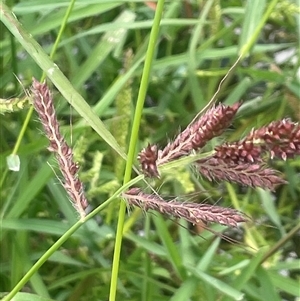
[31,79,88,218]
[123,188,249,227]
[138,103,240,177]
[214,119,300,163]
[196,157,286,191]
[194,119,299,190]
[158,102,241,164]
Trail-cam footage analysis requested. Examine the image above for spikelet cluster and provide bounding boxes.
[138,102,299,191]
[31,79,88,218]
[123,188,249,227]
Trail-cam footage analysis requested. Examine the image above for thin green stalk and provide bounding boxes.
[48,0,76,60]
[2,175,143,301]
[108,1,165,300]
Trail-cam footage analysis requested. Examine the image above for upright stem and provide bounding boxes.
[108,1,165,300]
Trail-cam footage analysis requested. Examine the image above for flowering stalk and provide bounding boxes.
[31,79,88,219]
[123,188,249,227]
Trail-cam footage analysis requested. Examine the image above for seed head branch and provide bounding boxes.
[214,119,300,163]
[137,144,159,178]
[158,102,241,164]
[196,157,286,191]
[31,79,88,218]
[123,188,249,227]
[138,103,240,177]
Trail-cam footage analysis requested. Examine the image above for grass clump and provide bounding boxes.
[1,1,299,301]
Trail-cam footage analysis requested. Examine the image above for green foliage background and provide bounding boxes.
[0,0,299,301]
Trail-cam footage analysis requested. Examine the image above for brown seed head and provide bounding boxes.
[196,157,286,191]
[249,119,300,160]
[215,119,300,163]
[123,188,249,227]
[31,79,88,217]
[138,144,159,177]
[157,103,241,166]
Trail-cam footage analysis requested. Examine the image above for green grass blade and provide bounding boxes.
[239,0,280,57]
[70,10,136,88]
[188,267,244,300]
[16,2,122,36]
[153,214,185,278]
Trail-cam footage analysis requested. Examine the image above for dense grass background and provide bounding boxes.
[1,0,300,300]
